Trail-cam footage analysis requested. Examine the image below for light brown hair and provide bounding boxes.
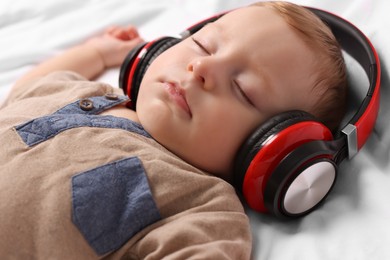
[251,1,347,132]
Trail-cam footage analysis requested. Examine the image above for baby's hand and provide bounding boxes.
[85,25,144,68]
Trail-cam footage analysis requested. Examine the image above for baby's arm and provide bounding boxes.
[13,26,143,89]
[130,210,252,259]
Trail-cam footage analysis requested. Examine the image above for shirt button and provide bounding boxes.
[105,93,119,100]
[79,98,94,111]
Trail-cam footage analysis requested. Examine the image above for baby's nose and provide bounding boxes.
[187,57,221,91]
[187,60,205,84]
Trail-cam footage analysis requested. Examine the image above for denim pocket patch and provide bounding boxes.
[71,157,161,255]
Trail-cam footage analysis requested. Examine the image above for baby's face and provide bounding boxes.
[136,6,318,180]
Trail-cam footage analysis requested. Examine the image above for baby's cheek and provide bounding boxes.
[203,132,242,179]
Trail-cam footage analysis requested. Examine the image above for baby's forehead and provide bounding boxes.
[211,6,292,39]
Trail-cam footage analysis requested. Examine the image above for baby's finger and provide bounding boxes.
[122,37,144,51]
[124,25,140,39]
[107,27,129,40]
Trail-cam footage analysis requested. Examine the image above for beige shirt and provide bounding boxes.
[0,71,252,259]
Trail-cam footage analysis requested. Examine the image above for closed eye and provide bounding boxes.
[234,80,254,107]
[192,37,210,55]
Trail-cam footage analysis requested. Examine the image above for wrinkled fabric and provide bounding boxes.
[0,71,252,260]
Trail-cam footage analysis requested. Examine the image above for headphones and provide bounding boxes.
[119,7,381,218]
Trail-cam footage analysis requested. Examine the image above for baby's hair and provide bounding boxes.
[251,1,347,132]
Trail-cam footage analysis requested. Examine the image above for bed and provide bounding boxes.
[1,0,389,259]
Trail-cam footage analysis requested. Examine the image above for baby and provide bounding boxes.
[0,1,346,259]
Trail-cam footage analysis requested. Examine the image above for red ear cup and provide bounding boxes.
[119,37,180,110]
[234,110,335,218]
[119,42,147,97]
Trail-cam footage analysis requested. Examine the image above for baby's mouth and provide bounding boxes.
[164,82,192,117]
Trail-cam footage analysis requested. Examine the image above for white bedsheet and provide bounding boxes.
[1,0,389,259]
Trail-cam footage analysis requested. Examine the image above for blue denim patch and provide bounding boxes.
[15,95,151,146]
[71,157,161,255]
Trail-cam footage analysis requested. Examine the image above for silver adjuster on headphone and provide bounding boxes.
[341,124,358,159]
[179,30,191,39]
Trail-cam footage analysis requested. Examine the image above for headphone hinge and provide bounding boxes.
[341,124,358,159]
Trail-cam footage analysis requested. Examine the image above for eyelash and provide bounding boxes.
[192,37,210,55]
[234,80,254,106]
